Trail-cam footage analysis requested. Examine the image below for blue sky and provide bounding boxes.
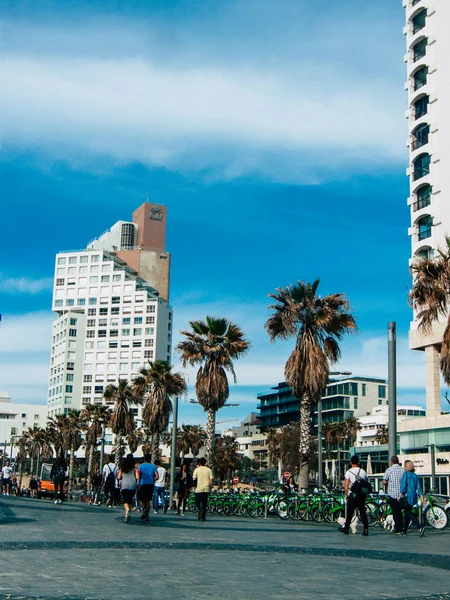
[0,0,436,425]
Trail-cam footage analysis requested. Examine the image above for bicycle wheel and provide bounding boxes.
[249,501,264,518]
[311,501,326,523]
[424,505,448,529]
[323,501,344,523]
[365,502,378,527]
[276,499,289,520]
[288,500,302,521]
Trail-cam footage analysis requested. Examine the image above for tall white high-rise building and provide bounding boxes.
[47,202,172,417]
[405,0,450,415]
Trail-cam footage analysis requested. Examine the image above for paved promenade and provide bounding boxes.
[1,496,450,600]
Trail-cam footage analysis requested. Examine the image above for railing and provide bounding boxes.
[413,165,430,180]
[418,228,432,241]
[412,194,431,212]
[411,134,428,150]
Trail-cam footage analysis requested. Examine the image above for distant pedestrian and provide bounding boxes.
[153,460,167,514]
[193,458,213,522]
[29,477,38,498]
[339,455,369,536]
[102,455,118,507]
[50,456,67,504]
[400,460,425,537]
[1,461,13,495]
[284,476,298,495]
[383,456,404,534]
[137,453,159,522]
[175,463,193,515]
[92,468,102,505]
[118,454,138,523]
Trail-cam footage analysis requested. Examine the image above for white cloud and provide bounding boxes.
[0,275,53,294]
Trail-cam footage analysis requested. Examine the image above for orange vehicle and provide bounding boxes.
[37,463,55,498]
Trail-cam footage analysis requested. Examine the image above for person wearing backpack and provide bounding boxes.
[339,455,369,536]
[102,455,118,508]
[50,456,68,504]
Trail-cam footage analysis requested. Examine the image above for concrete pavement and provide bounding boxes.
[1,496,449,600]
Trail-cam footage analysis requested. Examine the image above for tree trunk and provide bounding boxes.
[205,409,216,468]
[19,463,23,489]
[87,445,94,493]
[114,436,124,468]
[30,456,34,481]
[68,450,75,495]
[151,434,160,463]
[298,393,312,491]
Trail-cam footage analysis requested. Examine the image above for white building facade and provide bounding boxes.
[47,203,172,417]
[405,0,450,414]
[0,392,47,451]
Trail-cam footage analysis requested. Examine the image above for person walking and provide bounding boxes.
[382,455,404,534]
[50,456,67,504]
[175,463,193,515]
[117,454,138,523]
[153,459,167,514]
[137,453,158,522]
[193,457,213,522]
[339,455,369,536]
[92,468,102,505]
[399,460,425,537]
[1,461,13,495]
[102,455,118,508]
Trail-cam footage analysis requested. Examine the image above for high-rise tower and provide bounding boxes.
[47,202,172,416]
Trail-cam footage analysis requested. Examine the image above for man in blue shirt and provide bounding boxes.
[137,453,158,522]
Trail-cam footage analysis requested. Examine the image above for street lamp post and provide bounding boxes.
[169,396,179,508]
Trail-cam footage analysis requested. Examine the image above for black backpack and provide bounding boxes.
[104,465,115,490]
[351,468,373,498]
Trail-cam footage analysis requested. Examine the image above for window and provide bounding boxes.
[412,0,421,5]
[119,363,127,373]
[91,255,100,263]
[131,362,140,371]
[109,341,118,348]
[145,328,154,336]
[413,66,428,91]
[378,398,383,405]
[56,278,65,286]
[110,329,119,337]
[90,276,99,283]
[57,257,66,265]
[69,329,77,337]
[413,37,427,62]
[112,296,120,304]
[98,329,107,338]
[122,328,130,336]
[83,386,91,394]
[362,383,366,396]
[145,339,154,347]
[65,385,73,393]
[133,341,142,348]
[411,123,429,151]
[133,328,142,336]
[91,265,99,273]
[69,256,77,265]
[88,308,97,316]
[416,246,433,260]
[87,319,95,327]
[418,215,432,240]
[70,318,77,326]
[413,185,432,212]
[66,299,75,306]
[413,153,430,180]
[134,317,143,324]
[66,373,74,382]
[146,316,155,324]
[111,307,120,315]
[147,305,156,313]
[123,318,131,325]
[80,255,89,264]
[94,385,104,394]
[88,297,97,305]
[55,300,63,307]
[101,275,110,283]
[100,308,108,315]
[77,298,86,306]
[144,350,154,359]
[99,319,107,326]
[84,375,92,382]
[113,274,121,282]
[86,330,95,338]
[378,385,386,398]
[412,9,426,34]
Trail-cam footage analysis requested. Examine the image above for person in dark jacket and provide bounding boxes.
[175,463,193,515]
[50,456,67,504]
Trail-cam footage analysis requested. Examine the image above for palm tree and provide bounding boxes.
[105,379,137,467]
[214,436,240,487]
[133,361,187,461]
[265,279,357,489]
[83,404,111,492]
[15,438,28,488]
[410,238,450,383]
[177,316,250,466]
[188,425,206,459]
[126,428,143,454]
[342,416,361,447]
[22,427,40,478]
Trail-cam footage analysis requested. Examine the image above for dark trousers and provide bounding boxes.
[53,478,65,502]
[403,502,422,533]
[345,494,368,530]
[387,496,403,532]
[195,492,209,521]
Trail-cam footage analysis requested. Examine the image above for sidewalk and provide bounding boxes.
[1,496,449,600]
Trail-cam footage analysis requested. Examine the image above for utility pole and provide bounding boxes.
[430,443,436,490]
[388,322,397,458]
[169,396,179,507]
[317,397,323,489]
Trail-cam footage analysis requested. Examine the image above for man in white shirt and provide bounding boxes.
[102,455,118,507]
[2,461,13,495]
[153,460,167,514]
[339,455,369,536]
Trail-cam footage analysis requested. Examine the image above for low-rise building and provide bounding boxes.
[0,392,47,456]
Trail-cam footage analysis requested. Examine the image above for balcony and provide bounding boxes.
[411,134,428,151]
[413,165,430,180]
[418,227,432,241]
[412,193,431,211]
